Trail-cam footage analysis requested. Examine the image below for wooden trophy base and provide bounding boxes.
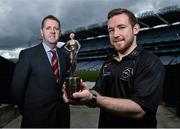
[65,76,81,99]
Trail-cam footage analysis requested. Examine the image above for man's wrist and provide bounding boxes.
[87,90,97,107]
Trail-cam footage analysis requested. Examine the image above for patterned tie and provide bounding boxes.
[50,50,60,83]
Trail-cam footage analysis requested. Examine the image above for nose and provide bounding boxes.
[113,28,120,38]
[50,28,55,34]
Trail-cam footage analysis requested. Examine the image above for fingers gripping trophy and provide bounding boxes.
[64,33,81,99]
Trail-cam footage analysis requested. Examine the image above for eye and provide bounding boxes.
[108,28,114,33]
[45,26,51,30]
[118,25,126,30]
[54,27,60,31]
[46,26,51,30]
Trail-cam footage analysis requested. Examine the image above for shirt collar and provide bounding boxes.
[111,45,144,61]
[126,45,143,59]
[42,42,57,52]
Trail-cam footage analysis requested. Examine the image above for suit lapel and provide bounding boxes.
[38,43,55,80]
[37,43,67,85]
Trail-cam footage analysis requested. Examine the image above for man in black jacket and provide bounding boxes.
[11,15,70,128]
[63,8,165,128]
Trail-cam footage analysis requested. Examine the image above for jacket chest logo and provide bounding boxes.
[121,67,133,81]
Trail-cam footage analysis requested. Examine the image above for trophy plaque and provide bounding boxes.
[65,33,81,99]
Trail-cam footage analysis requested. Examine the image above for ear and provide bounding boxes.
[133,23,140,35]
[40,29,43,37]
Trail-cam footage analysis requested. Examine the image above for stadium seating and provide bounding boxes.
[76,24,180,71]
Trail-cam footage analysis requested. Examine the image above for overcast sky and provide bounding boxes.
[0,0,179,58]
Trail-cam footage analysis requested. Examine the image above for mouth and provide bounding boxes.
[113,39,124,44]
[49,35,56,39]
[113,37,124,43]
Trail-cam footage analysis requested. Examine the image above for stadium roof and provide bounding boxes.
[60,5,180,42]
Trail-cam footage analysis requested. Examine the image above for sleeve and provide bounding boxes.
[11,50,31,113]
[130,55,165,114]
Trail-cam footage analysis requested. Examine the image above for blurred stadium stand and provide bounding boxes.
[0,5,180,115]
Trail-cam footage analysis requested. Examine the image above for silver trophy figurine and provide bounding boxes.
[64,33,81,99]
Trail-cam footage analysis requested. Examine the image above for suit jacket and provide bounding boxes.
[11,43,70,128]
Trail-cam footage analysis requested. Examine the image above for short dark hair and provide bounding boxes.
[41,15,61,29]
[107,8,138,26]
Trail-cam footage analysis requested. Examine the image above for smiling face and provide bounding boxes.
[41,18,60,49]
[108,13,139,55]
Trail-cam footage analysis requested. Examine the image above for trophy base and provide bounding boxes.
[65,76,81,99]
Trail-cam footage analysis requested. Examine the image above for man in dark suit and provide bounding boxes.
[11,15,70,128]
